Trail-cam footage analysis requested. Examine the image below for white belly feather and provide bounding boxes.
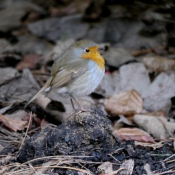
[46,60,104,97]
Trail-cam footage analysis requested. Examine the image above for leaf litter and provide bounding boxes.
[1,0,175,175]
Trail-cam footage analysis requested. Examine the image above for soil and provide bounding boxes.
[1,109,174,175]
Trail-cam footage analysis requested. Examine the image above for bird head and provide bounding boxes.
[72,39,105,69]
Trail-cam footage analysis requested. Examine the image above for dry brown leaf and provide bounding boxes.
[131,48,153,56]
[105,90,143,116]
[50,3,77,17]
[133,114,175,139]
[143,55,175,73]
[33,116,41,127]
[135,141,163,150]
[0,113,28,131]
[143,111,166,118]
[16,53,40,71]
[114,128,155,143]
[5,110,28,120]
[40,119,49,129]
[113,115,134,130]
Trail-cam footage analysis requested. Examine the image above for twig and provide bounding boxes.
[21,155,93,165]
[76,162,94,175]
[36,165,93,175]
[163,154,175,162]
[8,165,93,175]
[18,112,32,151]
[153,169,175,175]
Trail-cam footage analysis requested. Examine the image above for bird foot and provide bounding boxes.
[75,108,94,124]
[76,108,93,115]
[68,108,93,123]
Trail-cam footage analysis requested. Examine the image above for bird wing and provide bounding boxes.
[48,59,89,93]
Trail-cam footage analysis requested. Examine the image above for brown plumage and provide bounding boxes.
[25,39,105,111]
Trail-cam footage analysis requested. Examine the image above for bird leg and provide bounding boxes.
[70,97,77,113]
[70,95,92,114]
[69,96,92,123]
[72,96,84,111]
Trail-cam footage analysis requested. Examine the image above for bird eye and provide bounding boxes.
[85,49,89,52]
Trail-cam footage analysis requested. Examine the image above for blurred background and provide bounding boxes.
[0,0,175,54]
[0,0,175,120]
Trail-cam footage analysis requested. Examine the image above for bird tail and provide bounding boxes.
[25,77,52,108]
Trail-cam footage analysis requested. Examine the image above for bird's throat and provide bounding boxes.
[80,50,105,69]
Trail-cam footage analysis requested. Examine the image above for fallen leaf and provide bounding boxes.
[119,159,134,175]
[103,47,134,67]
[142,55,175,73]
[135,141,163,150]
[119,63,151,95]
[0,104,13,114]
[16,53,41,71]
[143,111,166,118]
[131,48,153,56]
[113,115,134,130]
[0,1,44,32]
[133,114,175,139]
[95,72,120,97]
[144,163,152,175]
[50,3,77,17]
[33,116,41,127]
[5,110,28,120]
[142,72,175,114]
[40,119,49,129]
[159,117,175,137]
[114,128,155,143]
[96,63,151,98]
[28,14,88,42]
[105,90,143,116]
[0,67,19,85]
[0,114,28,131]
[0,69,40,103]
[98,162,113,174]
[105,18,167,50]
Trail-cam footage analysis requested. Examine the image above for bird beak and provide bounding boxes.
[98,48,104,51]
[88,46,104,52]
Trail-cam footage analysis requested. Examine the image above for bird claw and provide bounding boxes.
[76,108,93,115]
[75,108,94,124]
[68,108,93,123]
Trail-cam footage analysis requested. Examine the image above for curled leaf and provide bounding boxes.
[135,141,163,150]
[16,54,40,71]
[114,128,155,143]
[0,114,28,131]
[143,56,175,73]
[105,89,143,116]
[133,114,175,139]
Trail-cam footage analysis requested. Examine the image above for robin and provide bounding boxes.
[25,39,105,112]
